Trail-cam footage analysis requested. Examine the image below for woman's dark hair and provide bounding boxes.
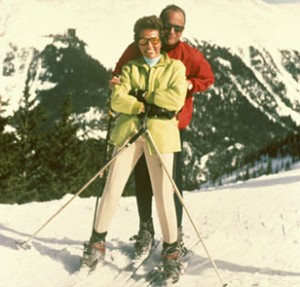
[159,5,186,25]
[133,15,164,43]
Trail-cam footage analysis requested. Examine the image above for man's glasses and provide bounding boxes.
[138,37,161,46]
[163,23,184,33]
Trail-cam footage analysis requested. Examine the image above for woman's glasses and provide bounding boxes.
[163,23,185,33]
[138,37,161,46]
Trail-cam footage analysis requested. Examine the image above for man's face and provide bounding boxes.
[162,10,185,47]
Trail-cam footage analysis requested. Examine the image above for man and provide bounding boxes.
[110,5,214,258]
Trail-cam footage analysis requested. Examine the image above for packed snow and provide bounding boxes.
[1,164,300,287]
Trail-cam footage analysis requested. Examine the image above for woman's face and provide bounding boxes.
[138,29,161,59]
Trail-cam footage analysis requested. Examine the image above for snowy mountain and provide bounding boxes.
[0,0,300,196]
[184,40,300,186]
[1,0,300,114]
[1,164,300,287]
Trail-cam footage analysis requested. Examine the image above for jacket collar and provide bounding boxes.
[132,52,170,68]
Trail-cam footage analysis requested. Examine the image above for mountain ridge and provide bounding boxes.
[0,0,300,202]
[1,0,300,68]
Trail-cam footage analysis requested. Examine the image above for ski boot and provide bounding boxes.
[130,218,155,260]
[161,241,183,284]
[177,226,188,256]
[80,231,106,270]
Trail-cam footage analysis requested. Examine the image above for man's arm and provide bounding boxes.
[188,56,214,93]
[109,42,141,88]
[187,49,214,95]
[172,42,214,96]
[112,42,141,76]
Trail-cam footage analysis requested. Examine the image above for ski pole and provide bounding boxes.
[90,75,121,230]
[145,129,227,287]
[91,108,114,232]
[16,126,147,250]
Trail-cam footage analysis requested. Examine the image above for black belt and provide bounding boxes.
[146,104,176,119]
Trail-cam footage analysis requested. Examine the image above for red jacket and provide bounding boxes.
[112,41,214,129]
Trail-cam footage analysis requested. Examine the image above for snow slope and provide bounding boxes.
[1,164,300,287]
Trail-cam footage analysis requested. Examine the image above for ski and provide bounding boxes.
[123,240,163,287]
[59,240,160,287]
[68,266,93,287]
[111,240,160,287]
[136,250,194,287]
[59,261,104,287]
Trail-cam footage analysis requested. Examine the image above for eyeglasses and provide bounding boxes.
[138,37,161,46]
[163,23,185,33]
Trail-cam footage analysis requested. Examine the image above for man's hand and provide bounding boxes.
[109,75,121,89]
[187,80,193,91]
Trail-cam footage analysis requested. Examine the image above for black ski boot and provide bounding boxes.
[161,241,183,284]
[130,218,154,260]
[80,230,106,270]
[177,226,188,256]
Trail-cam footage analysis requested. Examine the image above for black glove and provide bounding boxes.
[129,89,147,104]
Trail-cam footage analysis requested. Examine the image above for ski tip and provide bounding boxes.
[15,240,31,250]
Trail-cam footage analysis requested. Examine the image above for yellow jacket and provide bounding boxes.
[110,52,187,154]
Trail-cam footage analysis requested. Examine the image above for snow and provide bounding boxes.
[1,165,300,287]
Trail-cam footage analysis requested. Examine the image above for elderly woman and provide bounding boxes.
[81,15,187,282]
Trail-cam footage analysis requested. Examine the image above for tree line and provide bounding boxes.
[0,87,114,204]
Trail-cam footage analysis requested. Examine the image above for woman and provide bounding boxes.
[81,15,187,283]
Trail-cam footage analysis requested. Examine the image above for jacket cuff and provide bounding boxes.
[132,102,144,114]
[146,91,155,105]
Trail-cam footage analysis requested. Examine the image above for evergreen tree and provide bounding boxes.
[244,165,250,180]
[41,94,86,200]
[0,97,18,203]
[7,86,48,203]
[266,157,273,175]
[38,30,110,126]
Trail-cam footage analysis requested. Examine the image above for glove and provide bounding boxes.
[129,89,147,104]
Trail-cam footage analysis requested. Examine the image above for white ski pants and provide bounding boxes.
[94,135,178,244]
